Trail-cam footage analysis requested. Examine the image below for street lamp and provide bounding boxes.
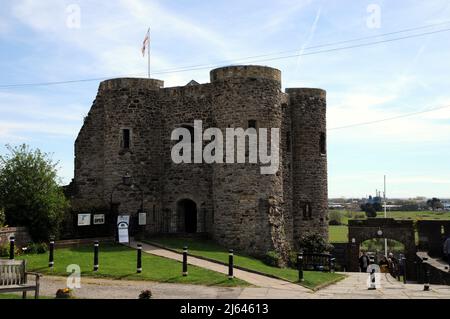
[377,229,383,237]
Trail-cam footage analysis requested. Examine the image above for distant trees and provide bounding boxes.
[360,202,382,218]
[328,210,343,225]
[427,198,443,211]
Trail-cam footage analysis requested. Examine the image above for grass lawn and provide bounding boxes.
[329,210,450,244]
[329,225,348,243]
[5,244,248,287]
[147,237,345,290]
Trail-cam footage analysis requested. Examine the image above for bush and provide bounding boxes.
[288,251,299,269]
[55,288,74,299]
[138,290,152,299]
[263,250,281,267]
[25,242,48,254]
[345,210,366,220]
[297,233,334,254]
[0,208,5,227]
[0,242,22,257]
[328,211,342,225]
[0,243,8,257]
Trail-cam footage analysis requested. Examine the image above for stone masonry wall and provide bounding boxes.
[71,65,328,259]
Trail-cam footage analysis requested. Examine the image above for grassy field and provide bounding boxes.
[329,210,450,244]
[329,225,348,243]
[148,237,345,290]
[3,244,248,287]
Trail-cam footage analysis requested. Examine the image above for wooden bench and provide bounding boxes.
[0,260,42,299]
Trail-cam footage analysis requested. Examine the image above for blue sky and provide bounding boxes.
[0,0,450,198]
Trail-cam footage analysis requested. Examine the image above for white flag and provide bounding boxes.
[141,28,150,57]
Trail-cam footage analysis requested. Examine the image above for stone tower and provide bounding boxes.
[70,65,328,258]
[287,88,328,244]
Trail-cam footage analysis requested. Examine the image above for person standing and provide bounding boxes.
[359,252,370,272]
[388,252,398,278]
[444,237,450,271]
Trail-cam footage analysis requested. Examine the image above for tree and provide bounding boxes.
[297,233,334,254]
[0,144,69,241]
[0,208,5,227]
[427,198,443,211]
[360,203,377,218]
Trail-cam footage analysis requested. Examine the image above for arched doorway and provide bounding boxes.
[348,219,417,280]
[177,199,197,233]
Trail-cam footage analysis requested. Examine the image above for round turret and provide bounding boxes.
[210,65,281,85]
[99,78,164,91]
[287,87,328,244]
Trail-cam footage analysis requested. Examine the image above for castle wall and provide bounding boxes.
[159,85,215,234]
[71,65,328,258]
[73,91,106,210]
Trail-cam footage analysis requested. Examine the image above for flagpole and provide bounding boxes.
[148,28,151,79]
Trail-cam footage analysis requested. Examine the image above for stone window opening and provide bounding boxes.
[320,132,326,156]
[286,131,291,152]
[248,120,257,129]
[121,128,131,149]
[301,202,313,220]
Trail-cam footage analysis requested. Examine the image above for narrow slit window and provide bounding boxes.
[122,129,131,149]
[307,204,312,220]
[320,132,326,155]
[286,131,291,152]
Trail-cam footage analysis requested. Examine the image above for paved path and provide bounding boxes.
[31,273,450,299]
[11,242,450,299]
[417,251,450,272]
[128,240,311,293]
[314,272,450,299]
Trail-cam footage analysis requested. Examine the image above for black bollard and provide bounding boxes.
[48,238,55,268]
[402,257,407,284]
[368,269,377,290]
[182,246,188,276]
[297,253,304,282]
[93,241,99,272]
[137,244,142,274]
[423,258,430,291]
[9,236,15,260]
[228,249,234,280]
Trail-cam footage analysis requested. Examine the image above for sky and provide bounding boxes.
[0,0,450,199]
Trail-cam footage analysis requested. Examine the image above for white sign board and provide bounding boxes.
[93,214,105,225]
[77,214,91,226]
[118,225,129,243]
[117,215,130,225]
[139,213,147,225]
[117,215,130,244]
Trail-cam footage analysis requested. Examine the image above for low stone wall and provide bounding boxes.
[0,227,31,247]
